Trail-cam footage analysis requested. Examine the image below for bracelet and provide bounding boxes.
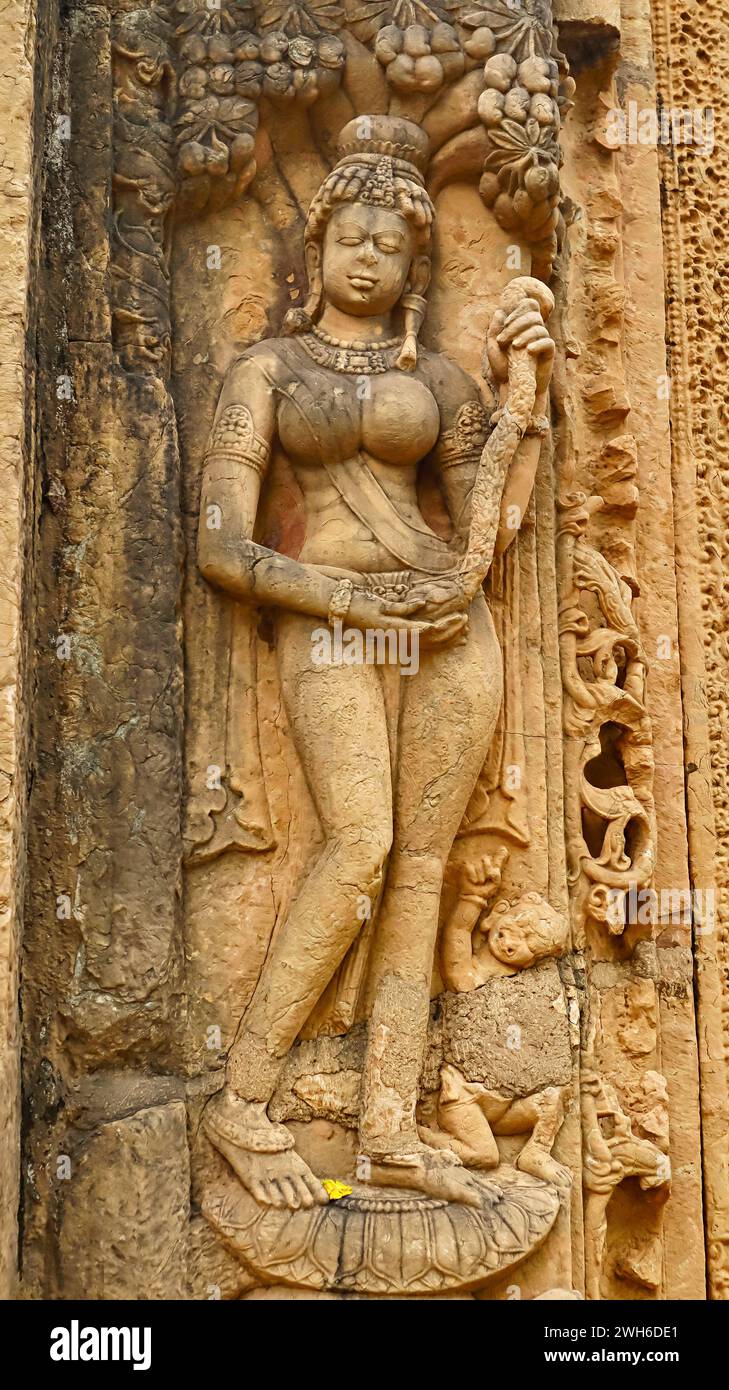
[328,578,354,626]
[524,413,550,437]
[492,402,525,438]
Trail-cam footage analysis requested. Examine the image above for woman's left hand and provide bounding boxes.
[486,297,555,397]
[395,575,468,623]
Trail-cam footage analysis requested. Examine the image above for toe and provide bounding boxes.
[450,1176,484,1208]
[459,1185,484,1209]
[308,1176,329,1205]
[279,1177,301,1209]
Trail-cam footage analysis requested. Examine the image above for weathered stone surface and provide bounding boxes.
[0,0,43,1300]
[57,1102,190,1300]
[440,962,573,1095]
[0,0,725,1306]
[649,0,729,1299]
[555,0,621,61]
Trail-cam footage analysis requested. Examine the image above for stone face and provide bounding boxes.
[0,0,726,1305]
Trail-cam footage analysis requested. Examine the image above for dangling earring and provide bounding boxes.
[395,291,427,371]
[283,246,323,336]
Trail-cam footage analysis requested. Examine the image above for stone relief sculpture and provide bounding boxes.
[558,483,656,947]
[417,1063,571,1188]
[197,114,556,1232]
[440,852,568,990]
[13,0,727,1311]
[581,1049,671,1300]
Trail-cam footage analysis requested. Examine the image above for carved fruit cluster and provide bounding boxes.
[177,31,258,181]
[243,29,346,105]
[374,22,465,93]
[178,31,344,137]
[477,53,563,241]
[458,8,575,264]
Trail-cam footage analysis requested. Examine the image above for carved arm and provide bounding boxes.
[198,355,408,634]
[459,276,555,598]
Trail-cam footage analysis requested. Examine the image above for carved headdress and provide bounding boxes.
[284,115,434,369]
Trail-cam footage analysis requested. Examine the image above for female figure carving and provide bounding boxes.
[198,115,554,1211]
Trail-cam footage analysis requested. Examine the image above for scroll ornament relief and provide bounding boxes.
[557,484,656,946]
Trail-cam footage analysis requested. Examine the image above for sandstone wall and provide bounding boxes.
[0,0,42,1299]
[650,0,729,1297]
[0,0,725,1300]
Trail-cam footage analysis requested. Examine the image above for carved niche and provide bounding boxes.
[60,0,682,1300]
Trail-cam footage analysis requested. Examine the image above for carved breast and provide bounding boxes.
[361,373,441,465]
[276,365,440,469]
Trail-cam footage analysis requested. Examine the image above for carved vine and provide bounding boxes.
[111,5,177,371]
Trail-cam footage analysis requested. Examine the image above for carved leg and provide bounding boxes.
[584,1188,613,1301]
[360,597,502,1204]
[416,1122,471,1161]
[487,1086,572,1189]
[209,613,393,1209]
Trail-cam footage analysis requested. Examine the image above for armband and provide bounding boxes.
[205,405,269,477]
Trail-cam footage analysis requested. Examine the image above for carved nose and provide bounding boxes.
[358,242,378,266]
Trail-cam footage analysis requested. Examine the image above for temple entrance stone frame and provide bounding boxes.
[0,0,727,1300]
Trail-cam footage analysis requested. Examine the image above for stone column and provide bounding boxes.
[0,0,41,1299]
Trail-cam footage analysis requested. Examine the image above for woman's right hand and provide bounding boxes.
[346,590,423,635]
[417,612,469,648]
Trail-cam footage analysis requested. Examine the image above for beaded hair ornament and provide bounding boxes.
[283,116,434,370]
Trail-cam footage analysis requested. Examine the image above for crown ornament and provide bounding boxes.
[335,114,430,181]
[357,155,397,207]
[363,155,397,207]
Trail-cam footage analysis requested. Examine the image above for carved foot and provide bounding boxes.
[365,1139,487,1208]
[204,1092,328,1211]
[212,1137,329,1211]
[517,1143,573,1191]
